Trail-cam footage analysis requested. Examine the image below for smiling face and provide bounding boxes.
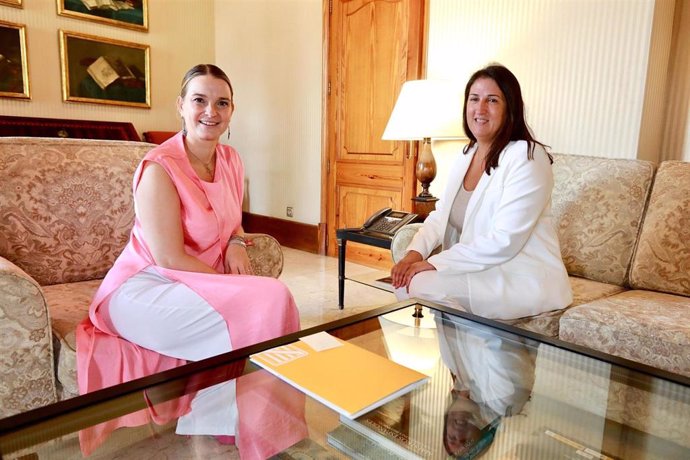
[466,77,507,146]
[177,74,234,143]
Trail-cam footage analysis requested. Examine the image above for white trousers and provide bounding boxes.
[107,267,238,436]
[394,269,472,313]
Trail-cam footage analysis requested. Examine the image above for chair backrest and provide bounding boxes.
[629,160,690,296]
[551,153,655,286]
[0,137,154,285]
[143,131,177,144]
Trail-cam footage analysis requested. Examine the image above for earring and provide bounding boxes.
[181,119,187,136]
[227,128,231,140]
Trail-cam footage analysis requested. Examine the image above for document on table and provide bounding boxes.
[250,332,428,419]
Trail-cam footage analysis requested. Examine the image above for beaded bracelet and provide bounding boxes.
[229,234,247,247]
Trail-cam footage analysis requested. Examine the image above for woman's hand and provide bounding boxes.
[391,251,436,290]
[224,243,254,275]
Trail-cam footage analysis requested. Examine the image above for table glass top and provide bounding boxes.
[1,299,688,459]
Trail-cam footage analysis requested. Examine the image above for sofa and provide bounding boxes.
[0,137,285,418]
[392,153,690,377]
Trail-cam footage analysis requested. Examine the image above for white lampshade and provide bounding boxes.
[382,79,465,140]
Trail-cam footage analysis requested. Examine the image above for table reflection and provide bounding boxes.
[78,358,307,459]
[435,312,536,458]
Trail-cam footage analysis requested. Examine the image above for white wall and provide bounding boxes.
[214,0,323,224]
[424,0,690,196]
[0,0,215,135]
[426,0,660,160]
[662,0,690,162]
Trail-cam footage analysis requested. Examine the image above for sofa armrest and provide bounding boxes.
[390,223,445,263]
[245,233,284,278]
[0,256,57,417]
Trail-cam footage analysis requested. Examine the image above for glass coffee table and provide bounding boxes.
[1,299,689,459]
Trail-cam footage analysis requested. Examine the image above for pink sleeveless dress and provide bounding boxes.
[76,132,303,457]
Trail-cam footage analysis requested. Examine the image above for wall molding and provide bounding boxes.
[242,212,324,254]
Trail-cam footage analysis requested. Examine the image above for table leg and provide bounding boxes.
[337,238,346,309]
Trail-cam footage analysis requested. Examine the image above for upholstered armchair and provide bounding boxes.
[0,137,284,417]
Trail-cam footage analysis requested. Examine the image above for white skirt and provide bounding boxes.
[107,266,238,436]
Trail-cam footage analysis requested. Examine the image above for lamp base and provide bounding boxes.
[412,195,438,221]
[417,187,434,198]
[416,138,437,198]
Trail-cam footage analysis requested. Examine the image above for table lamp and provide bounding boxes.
[382,80,465,198]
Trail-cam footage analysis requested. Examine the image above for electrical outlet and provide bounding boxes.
[286,206,293,218]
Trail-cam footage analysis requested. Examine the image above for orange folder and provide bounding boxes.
[250,336,428,419]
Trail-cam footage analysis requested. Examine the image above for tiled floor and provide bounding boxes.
[280,247,398,329]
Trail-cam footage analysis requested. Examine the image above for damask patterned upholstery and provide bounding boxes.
[391,223,425,263]
[560,290,690,377]
[0,137,151,286]
[629,161,690,296]
[0,137,286,417]
[560,161,690,376]
[501,277,627,337]
[42,280,100,400]
[551,153,655,286]
[246,233,284,278]
[0,137,149,417]
[0,256,57,416]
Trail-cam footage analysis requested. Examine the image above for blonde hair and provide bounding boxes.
[180,64,234,106]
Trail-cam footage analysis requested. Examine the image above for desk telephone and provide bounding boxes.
[361,207,417,237]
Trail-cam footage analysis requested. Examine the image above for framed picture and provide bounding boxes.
[59,30,150,108]
[56,0,148,32]
[0,0,22,8]
[0,20,30,100]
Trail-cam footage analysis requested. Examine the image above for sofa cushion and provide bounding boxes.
[0,137,154,286]
[559,290,690,377]
[629,161,690,296]
[42,279,101,399]
[500,276,626,337]
[567,275,628,306]
[551,153,655,286]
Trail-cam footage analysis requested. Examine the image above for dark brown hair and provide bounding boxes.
[180,64,234,107]
[462,64,551,174]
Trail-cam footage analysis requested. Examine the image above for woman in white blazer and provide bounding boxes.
[391,65,572,319]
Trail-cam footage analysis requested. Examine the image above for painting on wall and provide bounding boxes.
[0,20,30,100]
[0,0,22,8]
[59,30,150,108]
[57,0,148,32]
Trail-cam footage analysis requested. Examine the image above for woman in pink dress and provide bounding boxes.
[76,64,301,454]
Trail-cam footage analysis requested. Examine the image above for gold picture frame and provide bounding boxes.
[59,30,150,108]
[56,0,148,32]
[0,20,30,100]
[0,0,23,9]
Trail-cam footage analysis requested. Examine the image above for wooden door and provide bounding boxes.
[324,0,426,268]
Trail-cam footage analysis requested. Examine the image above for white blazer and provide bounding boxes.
[407,140,572,319]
